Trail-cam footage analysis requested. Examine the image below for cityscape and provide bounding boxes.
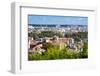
[28,15,88,60]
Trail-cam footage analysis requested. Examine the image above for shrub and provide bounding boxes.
[28,43,88,60]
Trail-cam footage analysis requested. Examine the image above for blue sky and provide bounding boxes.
[28,15,88,25]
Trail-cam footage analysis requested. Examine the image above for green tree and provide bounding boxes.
[80,42,88,58]
[28,32,38,39]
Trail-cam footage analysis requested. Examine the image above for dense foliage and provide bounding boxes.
[64,32,88,39]
[28,42,88,60]
[80,42,88,58]
[28,31,63,39]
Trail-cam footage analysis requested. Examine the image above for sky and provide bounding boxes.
[28,15,88,26]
